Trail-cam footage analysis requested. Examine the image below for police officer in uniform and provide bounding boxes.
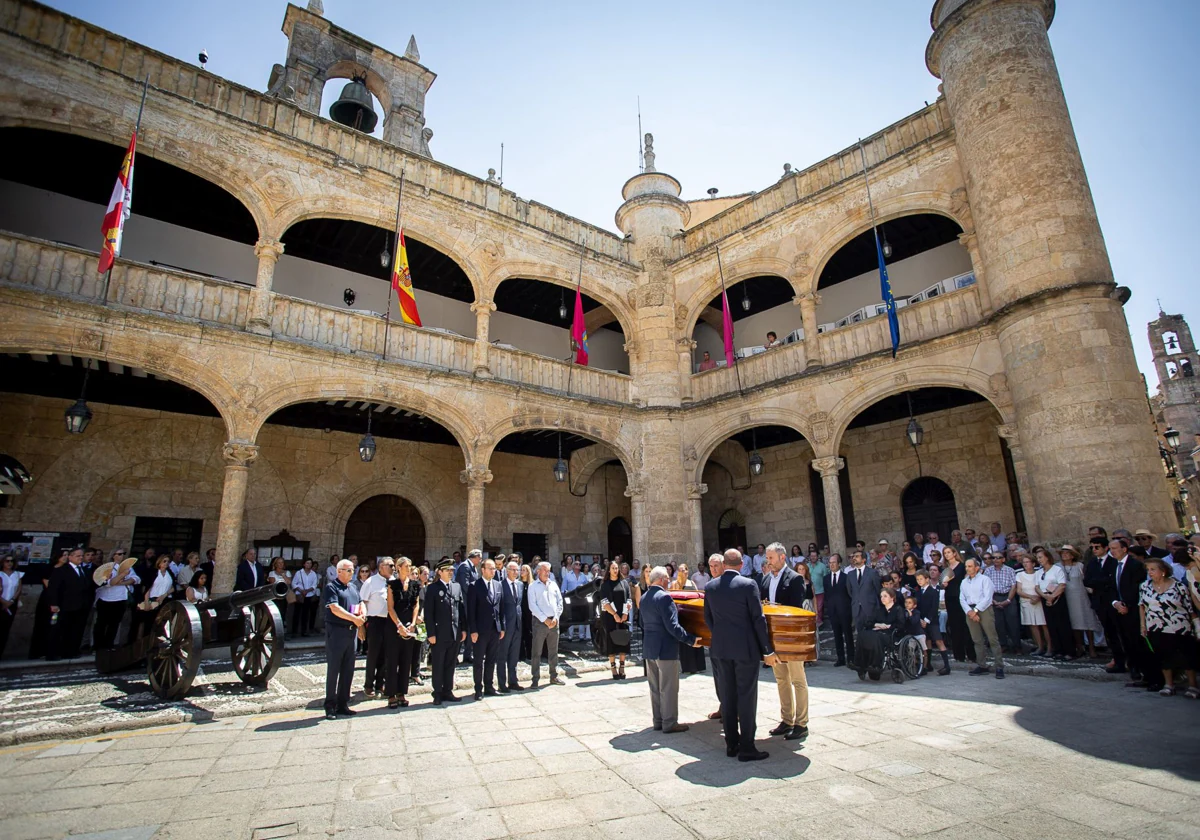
[425,558,467,705]
[323,559,364,720]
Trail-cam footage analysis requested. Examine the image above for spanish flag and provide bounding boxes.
[97,131,137,274]
[391,228,422,327]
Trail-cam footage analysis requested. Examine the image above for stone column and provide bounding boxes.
[248,238,283,336]
[470,299,496,377]
[460,467,492,552]
[214,442,259,593]
[625,483,648,563]
[677,338,696,403]
[793,292,822,367]
[996,423,1038,541]
[811,456,846,555]
[686,482,707,562]
[957,231,991,313]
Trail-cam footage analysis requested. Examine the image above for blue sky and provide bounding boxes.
[44,0,1199,386]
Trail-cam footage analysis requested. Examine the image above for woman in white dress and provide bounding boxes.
[1059,544,1099,659]
[1034,547,1076,660]
[1016,554,1047,656]
[185,569,209,603]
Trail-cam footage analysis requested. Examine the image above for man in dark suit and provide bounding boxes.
[46,547,93,660]
[496,558,525,693]
[824,554,855,667]
[425,558,467,704]
[641,566,700,733]
[846,550,882,632]
[455,549,482,663]
[1083,535,1124,672]
[758,543,809,742]
[468,557,506,700]
[1109,539,1154,687]
[704,548,778,762]
[234,548,261,592]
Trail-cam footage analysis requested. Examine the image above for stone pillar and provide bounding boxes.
[460,467,492,552]
[677,338,696,403]
[793,292,822,367]
[811,456,846,555]
[214,442,259,593]
[686,482,707,562]
[470,299,496,377]
[248,238,283,336]
[957,231,991,314]
[625,483,648,563]
[928,0,1174,540]
[996,423,1038,541]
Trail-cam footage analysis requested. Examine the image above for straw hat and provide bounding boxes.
[1059,544,1081,561]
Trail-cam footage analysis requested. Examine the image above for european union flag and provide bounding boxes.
[874,229,900,357]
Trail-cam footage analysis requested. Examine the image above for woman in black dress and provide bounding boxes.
[519,563,534,661]
[854,588,905,677]
[598,560,632,679]
[941,546,975,662]
[385,557,422,708]
[900,552,922,591]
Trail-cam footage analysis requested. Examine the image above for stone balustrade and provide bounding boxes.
[489,344,630,404]
[690,283,983,400]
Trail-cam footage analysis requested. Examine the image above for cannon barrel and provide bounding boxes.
[198,581,289,613]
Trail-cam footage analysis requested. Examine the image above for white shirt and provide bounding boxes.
[959,572,995,614]
[562,570,583,593]
[989,533,1007,551]
[766,568,784,605]
[325,564,339,584]
[358,573,391,617]
[147,570,174,600]
[97,567,139,603]
[0,570,23,602]
[691,571,711,589]
[1034,564,1065,596]
[922,542,947,564]
[293,568,319,597]
[528,577,564,622]
[268,570,290,587]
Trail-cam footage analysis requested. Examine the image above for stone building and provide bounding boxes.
[1147,310,1200,529]
[0,0,1177,596]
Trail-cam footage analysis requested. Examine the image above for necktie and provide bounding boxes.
[857,569,862,583]
[1117,560,1123,589]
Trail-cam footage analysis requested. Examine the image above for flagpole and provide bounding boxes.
[566,246,585,396]
[101,77,150,304]
[715,245,743,395]
[857,139,881,230]
[382,168,405,362]
[858,138,901,357]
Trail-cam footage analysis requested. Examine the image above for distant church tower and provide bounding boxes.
[1149,310,1200,474]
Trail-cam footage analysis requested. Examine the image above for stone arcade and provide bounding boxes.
[0,0,1174,601]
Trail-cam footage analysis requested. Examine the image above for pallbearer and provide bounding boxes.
[758,542,810,742]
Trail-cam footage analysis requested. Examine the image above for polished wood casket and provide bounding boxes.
[667,591,817,662]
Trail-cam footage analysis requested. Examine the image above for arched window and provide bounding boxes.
[1162,331,1182,355]
[717,508,747,554]
[901,477,959,544]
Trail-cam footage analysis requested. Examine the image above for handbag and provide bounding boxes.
[609,627,631,646]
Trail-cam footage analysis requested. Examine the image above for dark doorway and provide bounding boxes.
[607,517,632,564]
[344,495,426,564]
[512,532,548,564]
[131,516,203,558]
[809,463,858,552]
[717,509,747,555]
[901,477,959,542]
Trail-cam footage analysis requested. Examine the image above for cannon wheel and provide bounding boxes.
[231,601,285,687]
[146,601,203,699]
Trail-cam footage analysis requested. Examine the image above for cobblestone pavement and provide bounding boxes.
[0,659,1196,840]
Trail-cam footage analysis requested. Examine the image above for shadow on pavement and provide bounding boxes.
[610,722,812,786]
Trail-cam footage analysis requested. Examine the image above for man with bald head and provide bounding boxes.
[705,548,779,762]
[323,559,365,720]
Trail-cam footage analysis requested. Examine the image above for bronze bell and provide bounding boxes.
[329,75,378,133]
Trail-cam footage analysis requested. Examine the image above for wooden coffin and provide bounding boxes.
[669,592,817,662]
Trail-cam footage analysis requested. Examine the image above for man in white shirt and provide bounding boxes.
[988,523,1007,553]
[94,560,139,650]
[528,561,565,687]
[741,545,766,578]
[358,557,394,698]
[292,558,321,637]
[922,532,947,565]
[959,558,1004,678]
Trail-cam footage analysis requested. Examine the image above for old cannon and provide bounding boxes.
[96,582,288,699]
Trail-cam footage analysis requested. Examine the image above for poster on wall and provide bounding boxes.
[0,530,91,581]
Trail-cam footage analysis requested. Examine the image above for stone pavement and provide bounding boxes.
[0,661,1196,840]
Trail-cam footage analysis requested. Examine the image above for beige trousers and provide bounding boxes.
[771,658,809,727]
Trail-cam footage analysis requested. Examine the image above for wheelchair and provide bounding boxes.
[857,629,925,683]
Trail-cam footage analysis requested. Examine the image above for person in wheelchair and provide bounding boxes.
[854,588,905,678]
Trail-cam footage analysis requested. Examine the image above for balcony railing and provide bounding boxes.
[0,231,631,403]
[691,282,984,400]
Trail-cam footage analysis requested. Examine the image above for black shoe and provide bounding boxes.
[1125,680,1147,688]
[738,750,769,762]
[654,723,662,731]
[324,712,337,720]
[444,693,462,702]
[496,687,511,695]
[968,666,990,676]
[1105,665,1127,674]
[726,746,739,758]
[937,667,951,676]
[769,721,791,737]
[432,698,442,706]
[336,707,357,716]
[834,660,846,667]
[484,688,498,697]
[510,684,525,692]
[474,691,484,700]
[785,725,808,742]
[995,669,1005,679]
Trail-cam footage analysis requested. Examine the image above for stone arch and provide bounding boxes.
[0,334,246,442]
[688,407,814,485]
[0,120,270,242]
[322,61,396,116]
[246,378,478,463]
[485,262,638,341]
[328,477,447,560]
[804,196,969,298]
[273,199,485,301]
[826,365,1013,457]
[703,439,751,489]
[679,256,796,342]
[568,444,620,495]
[476,410,638,477]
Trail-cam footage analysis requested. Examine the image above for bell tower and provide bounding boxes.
[266,3,435,157]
